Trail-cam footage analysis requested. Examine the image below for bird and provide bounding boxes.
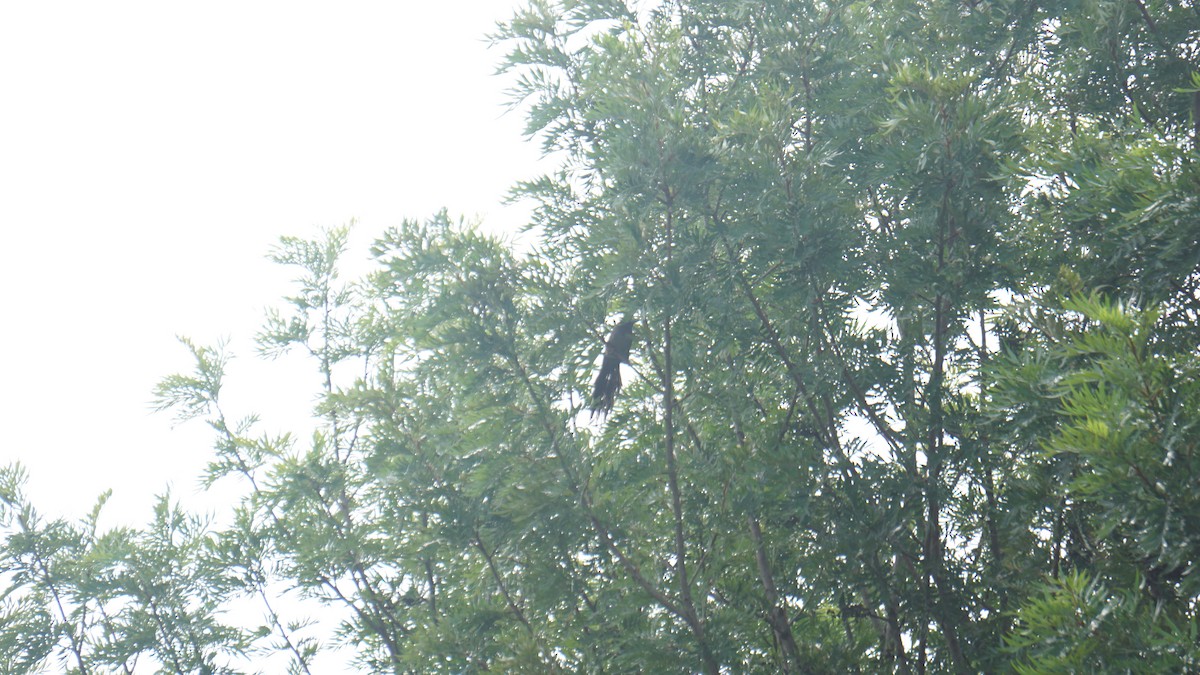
[590,319,635,417]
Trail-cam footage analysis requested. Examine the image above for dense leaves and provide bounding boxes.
[2,0,1199,672]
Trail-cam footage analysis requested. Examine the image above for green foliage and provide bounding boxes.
[0,467,246,673]
[1007,571,1198,673]
[3,0,1199,672]
[990,294,1200,671]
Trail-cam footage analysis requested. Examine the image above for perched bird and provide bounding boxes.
[590,319,635,417]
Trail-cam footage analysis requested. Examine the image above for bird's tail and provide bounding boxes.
[590,360,623,418]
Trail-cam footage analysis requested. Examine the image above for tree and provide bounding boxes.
[993,295,1200,673]
[1,0,1198,672]
[0,467,248,674]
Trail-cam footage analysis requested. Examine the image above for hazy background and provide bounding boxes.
[0,1,541,527]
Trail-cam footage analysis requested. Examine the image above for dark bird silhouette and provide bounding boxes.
[591,319,634,417]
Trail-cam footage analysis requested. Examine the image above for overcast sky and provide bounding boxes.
[0,2,542,527]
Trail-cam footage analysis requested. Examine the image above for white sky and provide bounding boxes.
[0,2,543,527]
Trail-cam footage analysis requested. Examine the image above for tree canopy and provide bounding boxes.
[3,0,1199,672]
